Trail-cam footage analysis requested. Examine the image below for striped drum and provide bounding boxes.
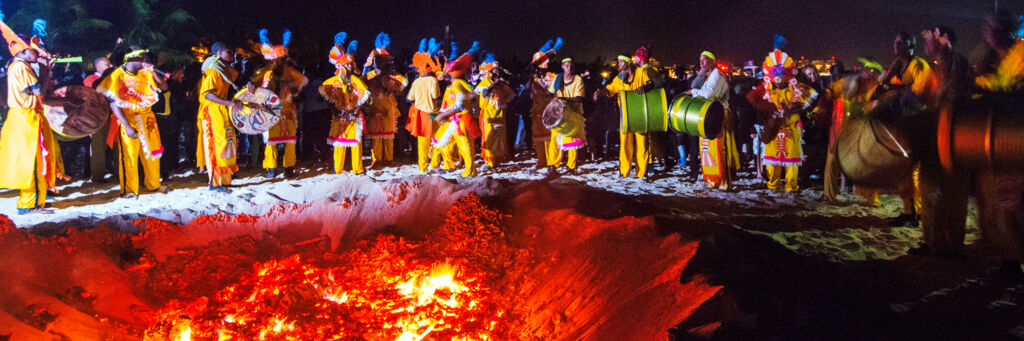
[669,95,724,139]
[619,88,668,133]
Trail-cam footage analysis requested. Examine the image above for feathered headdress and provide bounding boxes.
[259,28,291,60]
[412,37,442,76]
[445,41,480,78]
[479,53,498,72]
[762,34,796,87]
[329,32,358,70]
[363,32,391,73]
[28,18,49,56]
[531,37,563,69]
[0,19,31,57]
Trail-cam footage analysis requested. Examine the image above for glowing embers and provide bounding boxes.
[151,195,508,340]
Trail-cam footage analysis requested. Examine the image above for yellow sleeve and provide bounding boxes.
[200,69,222,97]
[605,77,625,95]
[976,42,1024,92]
[9,62,38,93]
[568,78,585,97]
[96,68,121,98]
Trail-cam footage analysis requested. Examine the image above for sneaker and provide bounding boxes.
[284,167,296,178]
[209,186,232,194]
[120,193,138,199]
[266,169,277,179]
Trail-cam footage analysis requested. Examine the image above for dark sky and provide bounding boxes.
[182,0,1019,66]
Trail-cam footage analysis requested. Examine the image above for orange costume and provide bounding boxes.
[407,38,443,172]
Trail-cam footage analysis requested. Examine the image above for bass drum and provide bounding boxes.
[669,95,724,139]
[619,88,668,133]
[836,116,914,188]
[542,98,585,138]
[43,86,110,140]
[231,87,282,135]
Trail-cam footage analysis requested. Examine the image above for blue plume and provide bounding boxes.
[449,41,458,59]
[539,39,552,53]
[282,29,292,47]
[375,32,390,49]
[417,38,427,53]
[32,19,46,38]
[773,34,787,50]
[346,40,358,56]
[466,41,481,55]
[483,53,496,64]
[334,32,347,47]
[551,37,563,52]
[1016,15,1024,39]
[259,29,270,44]
[428,37,440,55]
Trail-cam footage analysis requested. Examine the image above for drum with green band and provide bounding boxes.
[619,88,668,133]
[669,95,724,139]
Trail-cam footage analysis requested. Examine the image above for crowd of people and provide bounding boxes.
[0,12,1023,274]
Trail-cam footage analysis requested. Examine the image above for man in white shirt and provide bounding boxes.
[685,51,739,190]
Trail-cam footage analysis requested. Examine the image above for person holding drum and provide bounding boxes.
[96,48,169,198]
[685,51,739,190]
[196,42,247,193]
[407,38,444,173]
[321,33,369,175]
[546,57,587,173]
[602,47,664,180]
[431,42,482,178]
[476,53,514,170]
[0,21,64,214]
[528,38,562,171]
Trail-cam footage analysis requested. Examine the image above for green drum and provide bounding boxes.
[669,95,724,139]
[542,98,585,137]
[619,88,668,133]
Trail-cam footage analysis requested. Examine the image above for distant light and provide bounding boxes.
[601,71,609,78]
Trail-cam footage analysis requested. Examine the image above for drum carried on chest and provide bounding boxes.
[669,95,724,139]
[231,87,282,135]
[619,88,668,133]
[43,86,110,140]
[542,98,585,138]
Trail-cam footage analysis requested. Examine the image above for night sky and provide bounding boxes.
[90,0,1024,66]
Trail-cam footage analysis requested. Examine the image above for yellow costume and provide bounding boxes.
[548,74,586,170]
[476,76,513,168]
[320,73,369,174]
[432,78,478,177]
[253,65,307,170]
[98,66,163,196]
[197,60,239,187]
[761,83,814,192]
[0,60,63,211]
[364,72,407,164]
[407,75,441,172]
[605,64,659,178]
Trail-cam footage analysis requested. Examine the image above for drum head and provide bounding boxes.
[701,100,725,139]
[44,85,110,139]
[232,87,283,135]
[542,98,566,129]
